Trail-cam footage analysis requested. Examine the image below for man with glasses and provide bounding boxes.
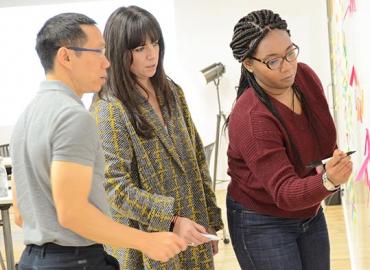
[10,12,186,270]
[226,9,352,270]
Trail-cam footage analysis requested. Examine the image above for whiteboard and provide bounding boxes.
[327,0,370,269]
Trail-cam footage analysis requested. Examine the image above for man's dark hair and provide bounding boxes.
[35,13,96,73]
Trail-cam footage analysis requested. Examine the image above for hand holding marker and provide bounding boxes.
[201,233,220,241]
[306,151,356,169]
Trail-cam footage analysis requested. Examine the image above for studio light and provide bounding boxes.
[200,62,225,84]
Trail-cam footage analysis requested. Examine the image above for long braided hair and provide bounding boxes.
[228,9,322,167]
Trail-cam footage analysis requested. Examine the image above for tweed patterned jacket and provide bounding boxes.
[90,82,223,270]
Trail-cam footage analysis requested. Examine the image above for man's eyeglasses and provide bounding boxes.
[250,44,299,70]
[66,46,106,55]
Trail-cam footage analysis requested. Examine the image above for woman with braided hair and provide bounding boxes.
[226,9,352,269]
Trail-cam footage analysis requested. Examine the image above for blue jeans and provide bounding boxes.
[226,194,330,270]
[17,243,119,270]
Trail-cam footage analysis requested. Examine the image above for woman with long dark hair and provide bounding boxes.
[226,9,353,270]
[90,6,223,270]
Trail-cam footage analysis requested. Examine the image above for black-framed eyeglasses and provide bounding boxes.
[250,44,299,70]
[66,46,106,55]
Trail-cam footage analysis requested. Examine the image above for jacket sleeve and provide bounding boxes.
[174,85,224,231]
[90,99,174,232]
[193,128,224,231]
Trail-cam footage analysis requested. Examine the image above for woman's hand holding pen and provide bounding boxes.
[172,217,210,247]
[325,149,353,186]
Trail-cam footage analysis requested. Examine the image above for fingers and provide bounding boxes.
[192,223,209,245]
[211,240,219,255]
[340,160,353,180]
[160,249,178,262]
[188,230,209,246]
[328,150,347,167]
[332,149,350,159]
[186,226,209,246]
[158,234,187,262]
[175,235,188,251]
[326,151,353,185]
[144,232,190,262]
[174,217,210,247]
[332,149,343,157]
[331,156,352,173]
[193,222,207,233]
[327,150,352,171]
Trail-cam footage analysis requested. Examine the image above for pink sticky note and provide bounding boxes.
[356,129,370,182]
[350,66,358,87]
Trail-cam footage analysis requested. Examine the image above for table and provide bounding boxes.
[0,194,14,270]
[3,158,11,176]
[1,158,15,270]
[2,158,11,168]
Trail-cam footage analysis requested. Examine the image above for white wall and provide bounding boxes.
[0,0,331,183]
[0,0,176,142]
[173,0,331,139]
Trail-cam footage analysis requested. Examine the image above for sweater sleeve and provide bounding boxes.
[230,109,333,211]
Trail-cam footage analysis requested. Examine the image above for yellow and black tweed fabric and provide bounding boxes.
[90,83,223,270]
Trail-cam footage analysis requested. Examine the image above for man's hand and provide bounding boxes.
[11,176,23,227]
[140,232,187,262]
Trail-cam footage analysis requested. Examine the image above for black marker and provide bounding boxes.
[306,150,356,169]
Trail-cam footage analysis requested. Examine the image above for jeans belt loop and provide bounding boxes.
[74,246,80,256]
[40,244,47,258]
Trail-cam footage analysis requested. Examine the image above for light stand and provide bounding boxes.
[212,76,227,192]
[200,63,226,191]
[201,63,230,244]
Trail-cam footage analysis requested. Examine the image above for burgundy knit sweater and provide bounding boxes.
[227,63,337,219]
